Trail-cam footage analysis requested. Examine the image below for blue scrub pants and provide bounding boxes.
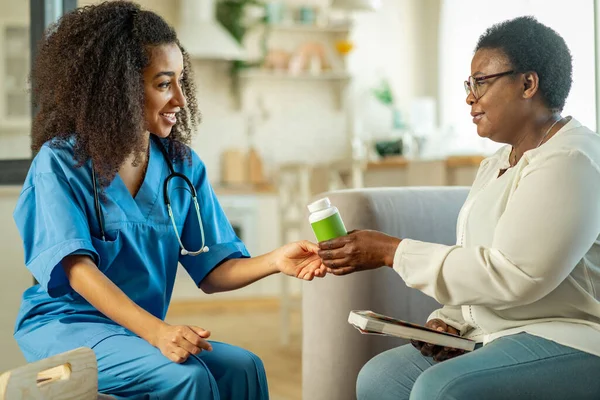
[93,335,269,399]
[356,332,600,400]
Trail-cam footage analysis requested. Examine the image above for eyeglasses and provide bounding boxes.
[464,70,514,100]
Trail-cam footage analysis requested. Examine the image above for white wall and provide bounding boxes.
[0,187,29,371]
[438,0,596,155]
[71,0,429,182]
[346,0,441,142]
[192,0,432,183]
[0,0,433,177]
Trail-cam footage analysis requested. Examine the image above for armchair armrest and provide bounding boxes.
[301,187,469,400]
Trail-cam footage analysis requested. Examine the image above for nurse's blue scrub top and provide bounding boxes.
[12,137,249,361]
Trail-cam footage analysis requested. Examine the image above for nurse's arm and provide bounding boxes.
[62,254,168,339]
[61,254,212,363]
[200,240,324,293]
[200,253,279,294]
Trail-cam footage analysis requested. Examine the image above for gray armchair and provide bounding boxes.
[301,187,470,400]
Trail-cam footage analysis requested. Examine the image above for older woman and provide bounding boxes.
[319,16,600,399]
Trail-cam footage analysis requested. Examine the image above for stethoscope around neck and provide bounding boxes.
[91,135,209,256]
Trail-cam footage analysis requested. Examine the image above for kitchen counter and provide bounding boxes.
[366,155,484,170]
[366,156,409,170]
[361,155,484,187]
[445,155,485,168]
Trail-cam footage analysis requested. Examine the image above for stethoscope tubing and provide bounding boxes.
[92,135,208,255]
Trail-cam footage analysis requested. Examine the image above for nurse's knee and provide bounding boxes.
[166,362,213,394]
[229,349,266,379]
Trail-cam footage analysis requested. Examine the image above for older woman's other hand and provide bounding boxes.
[411,319,465,362]
[317,230,401,275]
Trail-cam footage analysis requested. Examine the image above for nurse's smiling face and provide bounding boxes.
[142,43,186,138]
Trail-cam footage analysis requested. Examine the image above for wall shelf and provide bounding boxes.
[265,23,352,34]
[234,16,353,111]
[239,69,351,81]
[237,69,350,110]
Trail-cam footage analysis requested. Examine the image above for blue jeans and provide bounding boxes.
[356,333,600,400]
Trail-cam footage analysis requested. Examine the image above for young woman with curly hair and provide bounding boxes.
[13,2,326,398]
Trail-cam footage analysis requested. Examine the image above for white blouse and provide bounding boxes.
[393,117,600,357]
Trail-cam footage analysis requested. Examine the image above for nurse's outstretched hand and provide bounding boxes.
[151,323,213,363]
[273,240,327,280]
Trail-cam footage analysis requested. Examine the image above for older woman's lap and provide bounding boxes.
[356,332,600,400]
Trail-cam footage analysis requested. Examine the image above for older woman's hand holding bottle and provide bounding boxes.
[317,230,402,275]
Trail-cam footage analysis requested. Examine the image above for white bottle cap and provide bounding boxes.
[307,197,332,213]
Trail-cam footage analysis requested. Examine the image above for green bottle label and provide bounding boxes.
[311,213,347,242]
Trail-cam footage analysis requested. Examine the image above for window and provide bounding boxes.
[0,1,30,160]
[438,0,596,154]
[3,25,30,122]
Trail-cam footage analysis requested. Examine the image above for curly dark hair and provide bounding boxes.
[475,16,572,111]
[31,0,199,186]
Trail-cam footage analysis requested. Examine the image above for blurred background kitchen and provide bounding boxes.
[0,0,596,399]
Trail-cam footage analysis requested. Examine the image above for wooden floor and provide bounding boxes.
[166,298,302,400]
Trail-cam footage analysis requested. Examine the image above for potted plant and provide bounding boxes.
[216,0,267,79]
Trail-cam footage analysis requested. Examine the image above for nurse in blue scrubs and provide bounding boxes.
[12,2,326,399]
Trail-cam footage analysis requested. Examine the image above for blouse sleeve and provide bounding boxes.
[427,305,472,335]
[393,150,600,310]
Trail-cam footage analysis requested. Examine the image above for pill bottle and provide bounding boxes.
[307,197,347,242]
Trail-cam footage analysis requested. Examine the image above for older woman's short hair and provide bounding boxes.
[476,16,572,111]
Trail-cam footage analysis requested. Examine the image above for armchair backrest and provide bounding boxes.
[301,186,470,400]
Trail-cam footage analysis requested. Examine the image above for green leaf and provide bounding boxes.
[371,79,395,105]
